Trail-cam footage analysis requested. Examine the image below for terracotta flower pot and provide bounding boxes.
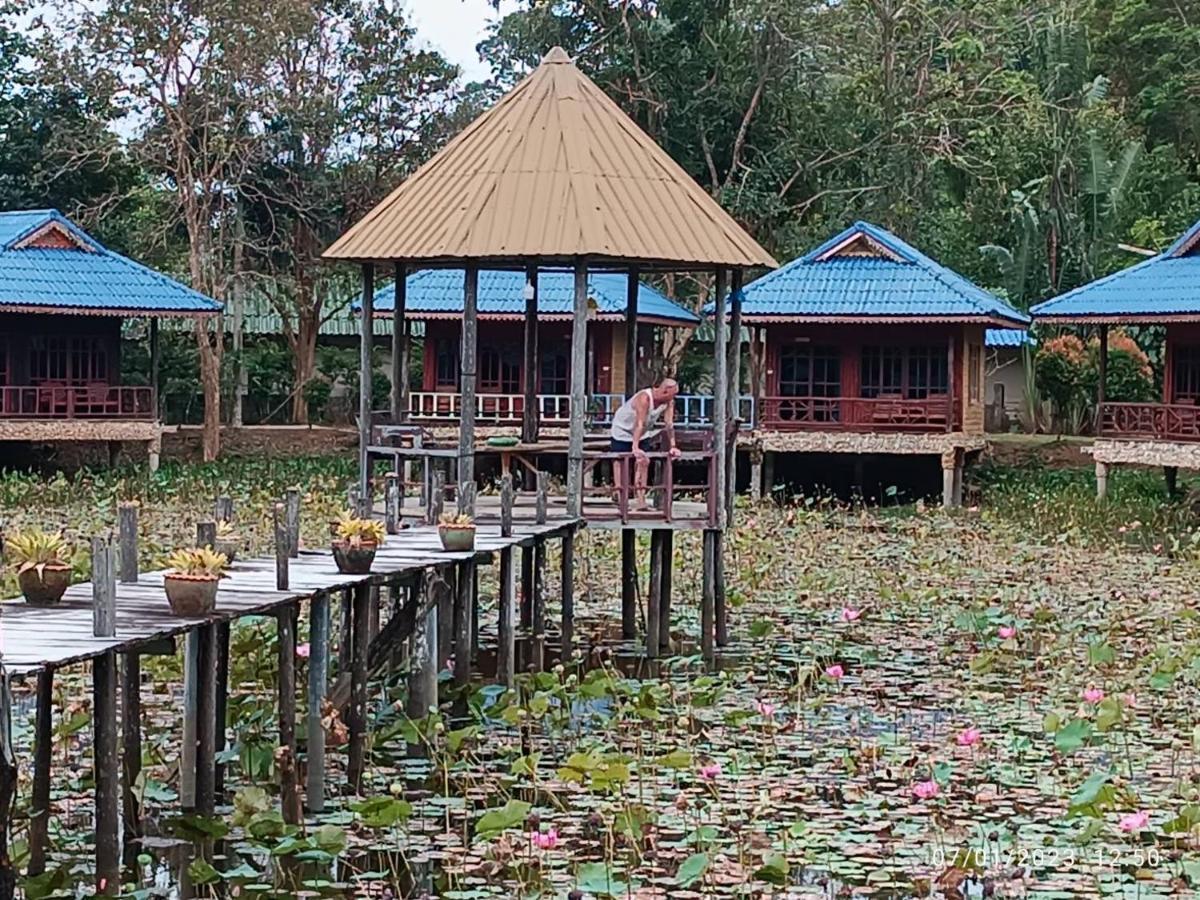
[332,540,377,575]
[438,525,476,552]
[18,564,71,606]
[164,574,220,617]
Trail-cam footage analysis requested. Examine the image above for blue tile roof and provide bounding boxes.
[0,209,220,315]
[1032,218,1200,320]
[722,221,1029,326]
[360,269,699,325]
[985,328,1034,348]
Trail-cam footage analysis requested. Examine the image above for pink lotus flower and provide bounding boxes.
[755,699,776,718]
[1084,687,1105,704]
[1118,811,1149,833]
[824,664,844,680]
[699,762,722,781]
[998,626,1016,640]
[913,780,940,800]
[295,643,310,659]
[1124,692,1137,709]
[840,606,862,623]
[956,727,982,747]
[530,827,559,850]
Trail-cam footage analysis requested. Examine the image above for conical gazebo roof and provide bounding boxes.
[324,47,776,272]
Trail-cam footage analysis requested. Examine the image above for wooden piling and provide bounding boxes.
[215,495,234,523]
[459,265,480,489]
[306,591,330,813]
[91,536,116,638]
[458,480,477,517]
[535,473,548,524]
[659,531,674,651]
[27,668,53,877]
[620,529,637,640]
[532,539,546,671]
[436,568,454,672]
[214,622,230,798]
[560,529,575,662]
[121,655,142,859]
[118,502,138,583]
[93,652,120,895]
[407,570,440,749]
[338,588,353,676]
[285,487,301,558]
[453,560,475,687]
[429,469,445,525]
[497,547,516,688]
[0,671,16,900]
[647,530,664,659]
[357,262,375,506]
[347,581,371,792]
[520,545,534,633]
[384,472,401,534]
[566,261,589,516]
[180,633,200,809]
[273,503,289,591]
[195,624,218,816]
[522,265,540,444]
[277,604,301,824]
[702,529,717,664]
[715,532,728,647]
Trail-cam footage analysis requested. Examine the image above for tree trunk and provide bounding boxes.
[291,309,319,425]
[196,317,222,462]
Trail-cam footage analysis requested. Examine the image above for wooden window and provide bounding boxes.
[30,336,108,385]
[0,338,7,386]
[863,345,949,399]
[779,345,840,397]
[968,343,982,403]
[539,350,569,394]
[31,336,70,383]
[434,338,459,389]
[480,344,520,394]
[1173,346,1200,402]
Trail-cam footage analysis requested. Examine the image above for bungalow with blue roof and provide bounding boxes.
[1032,215,1200,495]
[364,269,699,428]
[0,209,220,469]
[734,221,1029,505]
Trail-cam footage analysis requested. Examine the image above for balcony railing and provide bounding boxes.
[1101,402,1200,442]
[0,384,156,420]
[406,391,754,429]
[759,395,954,432]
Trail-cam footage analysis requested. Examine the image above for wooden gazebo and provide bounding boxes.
[325,46,775,658]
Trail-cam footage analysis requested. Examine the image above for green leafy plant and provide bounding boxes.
[165,547,229,578]
[5,529,68,576]
[334,517,385,545]
[438,512,474,528]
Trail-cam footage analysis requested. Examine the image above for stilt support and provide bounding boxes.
[307,591,330,813]
[93,652,120,896]
[1096,461,1110,501]
[560,529,575,662]
[28,668,53,877]
[497,548,516,688]
[620,529,637,639]
[277,605,301,824]
[347,581,371,792]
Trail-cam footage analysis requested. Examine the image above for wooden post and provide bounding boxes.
[347,581,371,792]
[701,530,717,664]
[306,591,330,813]
[195,624,218,816]
[27,669,53,877]
[520,545,534,633]
[91,536,116,638]
[277,605,301,824]
[358,262,375,507]
[436,568,454,671]
[391,261,409,423]
[285,487,301,558]
[726,270,743,525]
[647,530,663,659]
[93,652,120,895]
[1165,466,1179,497]
[621,529,637,639]
[459,265,480,489]
[500,475,514,537]
[522,266,540,444]
[215,495,234,523]
[458,480,477,517]
[384,472,401,534]
[659,530,673,651]
[625,267,639,395]
[196,520,216,550]
[531,539,546,671]
[947,332,956,430]
[536,472,548,524]
[429,469,445,526]
[121,656,141,858]
[712,268,729,531]
[498,546,516,688]
[715,532,728,647]
[214,622,230,799]
[180,634,200,809]
[1097,323,1109,432]
[567,261,589,517]
[273,504,289,590]
[560,529,575,662]
[454,561,475,688]
[118,502,138,583]
[406,571,440,755]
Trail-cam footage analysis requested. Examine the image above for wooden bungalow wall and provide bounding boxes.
[0,313,123,386]
[1164,324,1200,404]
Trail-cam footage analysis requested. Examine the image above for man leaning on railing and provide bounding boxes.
[609,379,682,509]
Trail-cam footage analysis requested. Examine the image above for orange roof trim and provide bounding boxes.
[325,47,776,272]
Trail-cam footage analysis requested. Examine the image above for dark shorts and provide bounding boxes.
[610,437,654,453]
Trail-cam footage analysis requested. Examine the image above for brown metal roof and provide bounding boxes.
[324,47,776,272]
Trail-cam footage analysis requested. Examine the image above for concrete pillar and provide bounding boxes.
[952,454,964,507]
[762,451,775,498]
[1096,461,1109,500]
[941,448,960,509]
[942,465,956,509]
[148,433,161,473]
[750,459,762,502]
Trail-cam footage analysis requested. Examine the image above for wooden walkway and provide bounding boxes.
[0,520,572,676]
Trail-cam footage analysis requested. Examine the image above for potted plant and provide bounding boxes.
[163,547,229,617]
[438,512,476,552]
[331,518,385,575]
[7,529,72,606]
[213,520,242,564]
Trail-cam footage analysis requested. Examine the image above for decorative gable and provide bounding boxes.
[814,230,904,263]
[13,221,95,252]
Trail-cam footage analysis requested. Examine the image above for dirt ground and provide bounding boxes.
[984,433,1094,469]
[162,425,358,461]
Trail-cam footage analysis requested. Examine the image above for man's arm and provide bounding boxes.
[663,400,680,457]
[630,393,650,456]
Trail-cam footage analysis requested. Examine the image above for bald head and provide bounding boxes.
[652,379,679,404]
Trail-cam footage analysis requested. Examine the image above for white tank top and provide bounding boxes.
[610,388,668,442]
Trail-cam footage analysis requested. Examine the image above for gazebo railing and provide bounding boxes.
[1101,402,1200,442]
[0,385,156,420]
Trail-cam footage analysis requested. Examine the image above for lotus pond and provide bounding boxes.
[2,456,1200,898]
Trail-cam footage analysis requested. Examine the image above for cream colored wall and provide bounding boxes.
[961,325,986,435]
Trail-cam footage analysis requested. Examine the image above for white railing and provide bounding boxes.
[409,391,757,428]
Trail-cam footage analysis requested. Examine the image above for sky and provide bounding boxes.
[406,0,522,84]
